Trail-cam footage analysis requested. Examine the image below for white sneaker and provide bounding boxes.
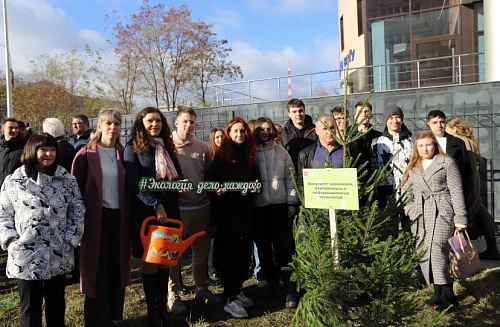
[167,293,187,314]
[224,299,248,318]
[236,292,254,308]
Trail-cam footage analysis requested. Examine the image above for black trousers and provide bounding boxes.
[254,204,292,285]
[84,207,125,327]
[216,234,253,298]
[17,274,66,327]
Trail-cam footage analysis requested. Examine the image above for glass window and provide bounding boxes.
[357,0,364,36]
[476,2,484,31]
[412,8,459,39]
[368,15,411,90]
[411,0,449,11]
[476,3,484,81]
[415,39,456,86]
[340,16,345,51]
[367,0,409,19]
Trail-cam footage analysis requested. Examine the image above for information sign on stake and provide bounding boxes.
[303,168,359,263]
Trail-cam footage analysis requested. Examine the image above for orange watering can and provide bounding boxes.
[140,216,206,267]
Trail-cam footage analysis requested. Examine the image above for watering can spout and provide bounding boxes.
[179,231,206,255]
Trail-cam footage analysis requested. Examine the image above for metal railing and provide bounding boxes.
[214,52,485,106]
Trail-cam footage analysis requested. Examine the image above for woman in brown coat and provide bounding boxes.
[402,131,468,312]
[72,108,131,326]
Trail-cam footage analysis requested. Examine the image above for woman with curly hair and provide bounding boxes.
[446,117,500,260]
[124,107,182,327]
[207,117,260,319]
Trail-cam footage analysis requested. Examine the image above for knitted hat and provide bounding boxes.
[382,104,404,123]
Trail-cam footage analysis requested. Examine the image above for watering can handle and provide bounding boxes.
[140,216,158,253]
[140,216,184,238]
[141,216,158,238]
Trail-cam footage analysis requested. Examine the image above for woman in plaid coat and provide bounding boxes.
[402,131,468,312]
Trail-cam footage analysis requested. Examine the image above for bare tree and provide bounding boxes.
[189,24,243,107]
[111,1,243,109]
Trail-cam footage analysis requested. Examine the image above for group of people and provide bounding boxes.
[0,98,498,326]
[370,106,499,312]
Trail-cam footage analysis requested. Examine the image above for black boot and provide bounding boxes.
[156,268,173,327]
[143,273,161,327]
[425,284,442,306]
[479,238,500,260]
[285,280,298,308]
[438,283,458,313]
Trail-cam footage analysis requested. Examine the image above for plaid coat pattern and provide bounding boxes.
[404,155,468,285]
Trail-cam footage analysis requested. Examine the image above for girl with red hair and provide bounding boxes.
[207,117,260,319]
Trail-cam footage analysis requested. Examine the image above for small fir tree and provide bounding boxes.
[289,52,430,326]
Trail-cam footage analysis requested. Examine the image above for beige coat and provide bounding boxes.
[404,155,468,285]
[254,141,297,207]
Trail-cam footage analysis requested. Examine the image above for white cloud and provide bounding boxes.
[230,36,338,81]
[315,36,340,69]
[79,29,107,47]
[0,0,99,74]
[225,38,339,101]
[210,8,241,31]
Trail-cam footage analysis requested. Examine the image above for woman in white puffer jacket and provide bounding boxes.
[0,133,85,327]
[253,117,298,307]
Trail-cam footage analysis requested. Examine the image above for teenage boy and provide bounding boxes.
[281,98,318,171]
[371,105,413,205]
[349,101,382,173]
[168,107,220,313]
[426,110,470,184]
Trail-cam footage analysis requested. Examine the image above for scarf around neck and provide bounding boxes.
[150,137,178,181]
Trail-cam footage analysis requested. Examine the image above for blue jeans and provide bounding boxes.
[253,242,268,282]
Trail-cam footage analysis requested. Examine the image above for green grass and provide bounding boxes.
[1,255,499,326]
[0,291,18,318]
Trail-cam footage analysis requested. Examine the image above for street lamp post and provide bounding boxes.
[2,0,12,117]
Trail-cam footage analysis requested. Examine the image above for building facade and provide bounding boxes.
[338,0,485,92]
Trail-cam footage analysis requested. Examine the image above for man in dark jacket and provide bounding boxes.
[69,114,92,151]
[426,110,471,186]
[281,98,318,171]
[0,118,25,187]
[349,101,382,176]
[297,114,342,193]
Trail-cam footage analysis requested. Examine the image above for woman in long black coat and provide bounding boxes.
[207,117,260,319]
[124,107,182,327]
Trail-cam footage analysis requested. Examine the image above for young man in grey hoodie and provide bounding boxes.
[167,107,220,313]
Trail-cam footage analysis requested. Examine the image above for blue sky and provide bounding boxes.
[0,0,338,82]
